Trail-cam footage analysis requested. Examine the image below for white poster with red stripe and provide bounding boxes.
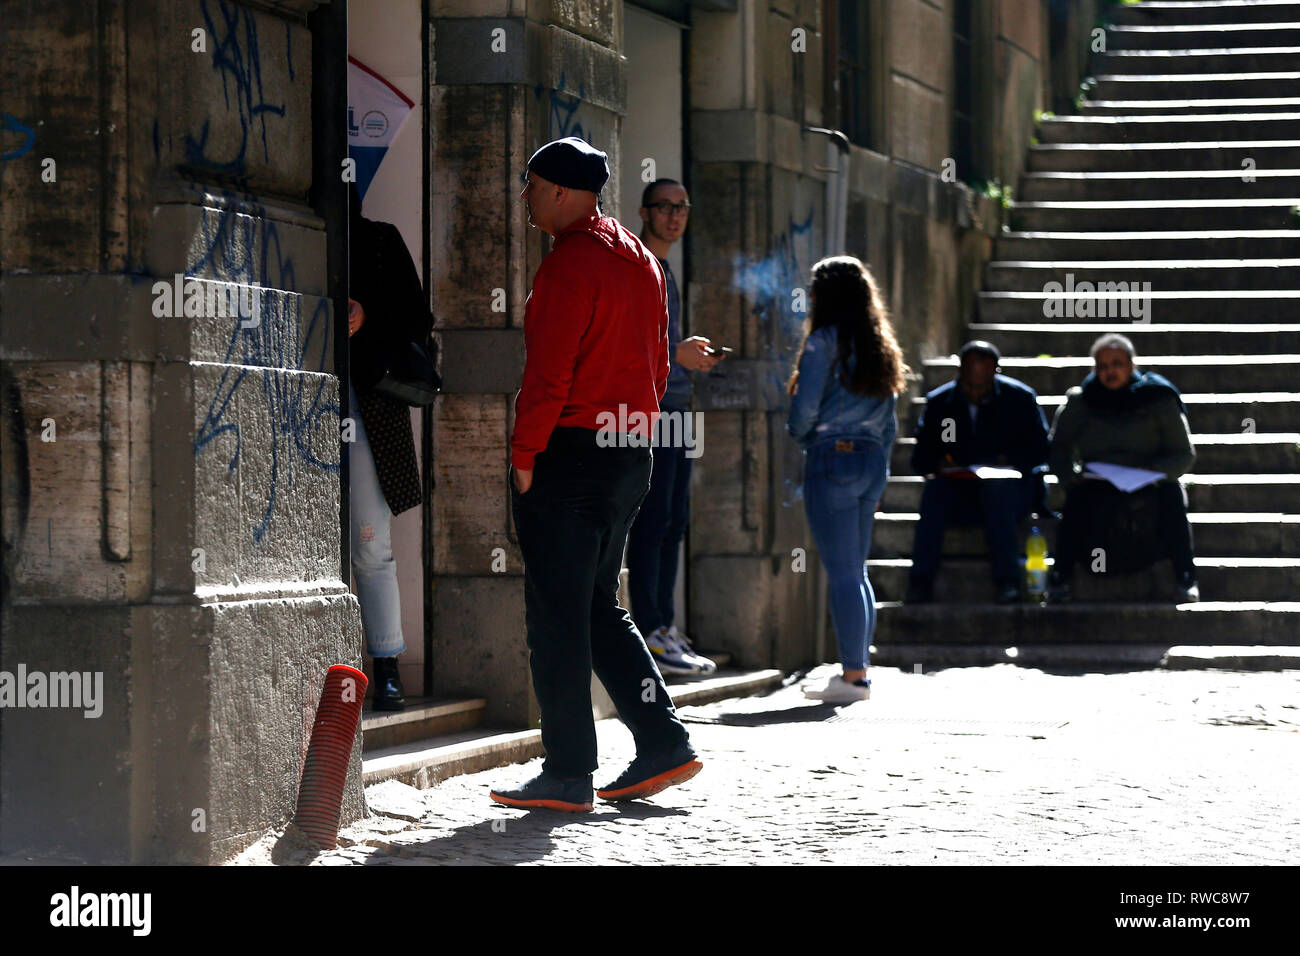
[347,55,414,200]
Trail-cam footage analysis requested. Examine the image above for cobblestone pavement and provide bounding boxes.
[235,663,1300,866]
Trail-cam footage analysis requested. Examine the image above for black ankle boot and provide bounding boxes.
[371,656,406,711]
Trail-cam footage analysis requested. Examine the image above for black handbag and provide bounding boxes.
[370,335,441,407]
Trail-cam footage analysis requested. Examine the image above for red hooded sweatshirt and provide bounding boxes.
[510,212,670,470]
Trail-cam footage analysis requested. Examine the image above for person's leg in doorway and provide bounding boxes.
[348,384,406,710]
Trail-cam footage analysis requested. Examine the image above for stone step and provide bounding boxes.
[1009,198,1300,231]
[869,643,1300,669]
[1027,140,1300,172]
[976,287,1300,322]
[967,322,1300,354]
[1110,2,1300,28]
[921,353,1300,393]
[870,601,1300,644]
[867,514,1300,561]
[985,258,1300,291]
[1094,48,1300,75]
[890,434,1300,473]
[865,558,1299,603]
[876,474,1300,514]
[1090,71,1300,101]
[361,669,784,789]
[1020,170,1300,202]
[1080,96,1300,114]
[908,390,1299,434]
[361,696,487,753]
[1107,22,1300,50]
[994,229,1300,259]
[1038,112,1300,144]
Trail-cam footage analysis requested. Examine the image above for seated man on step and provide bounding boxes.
[906,341,1050,604]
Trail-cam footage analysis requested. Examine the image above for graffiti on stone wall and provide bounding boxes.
[1,113,35,161]
[730,205,819,506]
[537,73,587,142]
[184,0,289,178]
[732,205,817,362]
[191,199,339,545]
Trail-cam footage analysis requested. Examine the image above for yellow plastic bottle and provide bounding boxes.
[1025,527,1048,602]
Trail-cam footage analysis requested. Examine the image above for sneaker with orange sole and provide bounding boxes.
[597,744,702,802]
[490,771,594,812]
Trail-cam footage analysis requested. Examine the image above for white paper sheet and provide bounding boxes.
[940,465,1022,480]
[1082,461,1165,493]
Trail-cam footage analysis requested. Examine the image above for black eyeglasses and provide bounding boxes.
[647,201,691,215]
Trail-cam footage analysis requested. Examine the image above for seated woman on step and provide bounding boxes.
[1046,333,1198,602]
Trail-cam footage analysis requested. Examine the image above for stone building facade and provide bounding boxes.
[0,0,1101,861]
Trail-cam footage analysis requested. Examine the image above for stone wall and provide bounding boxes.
[0,0,364,863]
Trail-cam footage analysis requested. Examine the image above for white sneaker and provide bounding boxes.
[666,625,717,675]
[803,675,871,702]
[645,626,702,676]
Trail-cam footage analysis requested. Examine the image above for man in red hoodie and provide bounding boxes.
[490,138,702,812]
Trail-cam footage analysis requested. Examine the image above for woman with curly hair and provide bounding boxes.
[787,256,909,702]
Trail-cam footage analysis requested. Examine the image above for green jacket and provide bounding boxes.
[1048,386,1196,481]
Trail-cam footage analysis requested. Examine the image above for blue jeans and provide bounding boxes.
[348,384,406,659]
[626,440,692,635]
[910,475,1035,583]
[803,438,889,671]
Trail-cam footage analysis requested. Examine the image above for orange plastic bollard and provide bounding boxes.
[294,663,368,849]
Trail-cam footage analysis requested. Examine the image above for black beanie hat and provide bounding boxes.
[960,340,1001,363]
[525,136,609,193]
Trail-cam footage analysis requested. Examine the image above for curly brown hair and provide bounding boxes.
[787,255,909,398]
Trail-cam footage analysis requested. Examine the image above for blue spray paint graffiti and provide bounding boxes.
[729,206,819,507]
[184,0,288,178]
[732,206,818,360]
[1,114,35,161]
[190,196,339,545]
[536,72,587,142]
[178,1,327,544]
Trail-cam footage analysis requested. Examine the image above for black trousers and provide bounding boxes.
[1055,478,1195,578]
[510,427,691,778]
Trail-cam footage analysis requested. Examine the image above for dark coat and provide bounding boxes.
[912,373,1050,476]
[349,217,433,515]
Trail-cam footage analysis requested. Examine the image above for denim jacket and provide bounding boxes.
[786,325,898,451]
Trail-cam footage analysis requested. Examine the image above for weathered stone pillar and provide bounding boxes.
[427,1,626,728]
[686,0,829,671]
[0,0,363,863]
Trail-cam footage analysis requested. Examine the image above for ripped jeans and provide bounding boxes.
[348,383,406,659]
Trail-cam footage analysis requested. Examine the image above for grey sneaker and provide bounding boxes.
[489,771,593,812]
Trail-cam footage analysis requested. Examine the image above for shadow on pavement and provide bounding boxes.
[680,702,840,727]
[358,802,689,865]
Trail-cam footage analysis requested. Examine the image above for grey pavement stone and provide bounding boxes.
[227,663,1300,866]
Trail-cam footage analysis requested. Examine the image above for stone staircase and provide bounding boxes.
[872,0,1300,662]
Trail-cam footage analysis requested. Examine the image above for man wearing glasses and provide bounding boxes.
[490,140,702,812]
[626,179,722,677]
